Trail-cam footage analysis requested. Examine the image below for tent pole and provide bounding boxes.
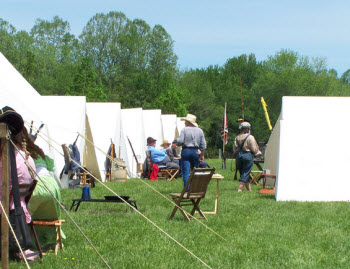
[222,103,227,169]
[1,123,9,269]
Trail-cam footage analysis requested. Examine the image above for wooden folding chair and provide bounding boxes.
[169,167,215,221]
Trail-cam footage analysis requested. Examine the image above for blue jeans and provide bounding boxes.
[236,151,253,183]
[181,148,199,188]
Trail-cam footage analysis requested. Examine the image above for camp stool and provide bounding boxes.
[32,219,65,255]
[259,174,276,194]
[158,168,179,181]
[250,170,263,185]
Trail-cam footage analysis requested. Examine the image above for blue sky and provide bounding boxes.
[3,0,350,75]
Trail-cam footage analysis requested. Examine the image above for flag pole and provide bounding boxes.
[222,102,227,169]
[238,61,244,118]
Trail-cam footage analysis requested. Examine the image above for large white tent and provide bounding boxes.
[161,114,177,143]
[266,96,350,202]
[86,102,122,181]
[0,53,60,185]
[121,108,146,177]
[0,52,45,144]
[143,109,163,148]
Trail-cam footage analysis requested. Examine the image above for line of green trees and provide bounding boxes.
[1,12,350,156]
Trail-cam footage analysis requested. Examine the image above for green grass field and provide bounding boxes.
[10,159,350,268]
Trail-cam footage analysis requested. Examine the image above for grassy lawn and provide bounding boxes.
[10,159,350,268]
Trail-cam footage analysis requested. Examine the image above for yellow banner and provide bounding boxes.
[261,97,272,131]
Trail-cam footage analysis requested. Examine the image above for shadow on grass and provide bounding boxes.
[259,194,276,200]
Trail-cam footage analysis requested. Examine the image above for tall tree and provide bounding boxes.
[29,16,78,94]
[66,57,107,102]
[0,19,17,62]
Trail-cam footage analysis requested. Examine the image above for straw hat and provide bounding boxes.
[160,140,171,147]
[181,114,198,127]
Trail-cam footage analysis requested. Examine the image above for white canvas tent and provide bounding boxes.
[161,114,177,143]
[86,102,122,181]
[40,96,89,188]
[176,117,185,138]
[0,52,60,185]
[0,52,44,139]
[263,114,280,186]
[266,96,350,202]
[121,108,146,177]
[0,52,105,187]
[143,109,163,148]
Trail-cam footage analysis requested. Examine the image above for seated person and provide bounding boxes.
[0,112,39,260]
[166,140,181,166]
[161,140,171,152]
[20,127,65,249]
[29,154,65,249]
[147,137,179,169]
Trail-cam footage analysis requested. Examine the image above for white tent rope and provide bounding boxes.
[28,124,213,269]
[78,132,226,241]
[0,201,30,268]
[36,126,224,241]
[9,139,112,269]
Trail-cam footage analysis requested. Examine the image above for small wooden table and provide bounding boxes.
[202,174,224,215]
[70,198,138,212]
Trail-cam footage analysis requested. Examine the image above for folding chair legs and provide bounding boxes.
[29,221,43,258]
[170,198,207,221]
[169,197,191,221]
[190,199,207,220]
[167,170,179,181]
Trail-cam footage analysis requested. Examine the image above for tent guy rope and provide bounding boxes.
[9,138,112,269]
[26,123,214,269]
[78,131,226,241]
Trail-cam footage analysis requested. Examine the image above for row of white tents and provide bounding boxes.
[2,51,349,202]
[0,52,185,188]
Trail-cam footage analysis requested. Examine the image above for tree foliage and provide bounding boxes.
[1,14,350,156]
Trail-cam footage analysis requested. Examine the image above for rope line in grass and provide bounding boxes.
[79,132,226,241]
[26,122,213,269]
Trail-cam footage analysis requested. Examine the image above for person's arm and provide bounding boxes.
[199,150,205,162]
[199,130,207,152]
[177,129,185,146]
[166,148,174,160]
[199,130,206,162]
[233,137,239,158]
[248,136,260,155]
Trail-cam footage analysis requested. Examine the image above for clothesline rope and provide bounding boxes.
[26,122,213,269]
[78,132,226,241]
